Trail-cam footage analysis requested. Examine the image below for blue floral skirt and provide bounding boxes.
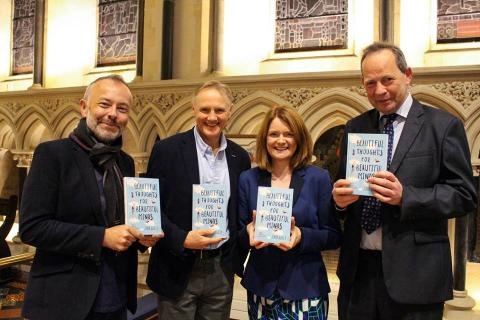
[247,291,328,320]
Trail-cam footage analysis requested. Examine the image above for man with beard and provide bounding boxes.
[146,80,251,319]
[20,75,160,320]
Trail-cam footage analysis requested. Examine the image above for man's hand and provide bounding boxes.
[183,228,223,250]
[138,233,164,247]
[103,225,142,252]
[332,179,359,209]
[368,171,403,205]
[247,210,269,250]
[276,216,301,251]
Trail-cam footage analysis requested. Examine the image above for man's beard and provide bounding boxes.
[85,112,122,144]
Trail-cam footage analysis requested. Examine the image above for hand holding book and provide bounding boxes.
[247,210,269,250]
[275,216,302,251]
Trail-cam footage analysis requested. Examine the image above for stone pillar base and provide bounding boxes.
[444,290,478,320]
[28,83,44,90]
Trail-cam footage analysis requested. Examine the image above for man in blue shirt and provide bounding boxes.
[146,80,251,319]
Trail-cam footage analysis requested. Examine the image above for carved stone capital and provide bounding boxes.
[432,81,480,109]
[13,152,34,168]
[270,87,326,106]
[131,154,150,175]
[133,92,190,114]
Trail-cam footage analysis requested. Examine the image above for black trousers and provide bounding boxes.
[338,249,444,320]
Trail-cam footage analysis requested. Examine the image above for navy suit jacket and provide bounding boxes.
[20,138,138,320]
[237,166,341,300]
[336,99,477,304]
[146,129,251,299]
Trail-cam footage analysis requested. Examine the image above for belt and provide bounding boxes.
[194,248,222,259]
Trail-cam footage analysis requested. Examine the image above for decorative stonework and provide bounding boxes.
[133,92,190,114]
[13,152,33,168]
[431,81,480,109]
[348,85,367,97]
[3,102,25,114]
[39,98,78,114]
[1,79,480,161]
[270,87,325,106]
[132,155,149,174]
[231,89,255,104]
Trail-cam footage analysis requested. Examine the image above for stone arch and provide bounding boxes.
[52,109,82,139]
[465,101,480,163]
[136,105,167,132]
[0,125,16,150]
[15,110,52,150]
[122,125,140,154]
[411,86,465,121]
[228,91,290,135]
[297,88,370,143]
[165,97,195,135]
[138,112,167,153]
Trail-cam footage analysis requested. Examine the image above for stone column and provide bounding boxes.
[378,0,394,42]
[212,0,224,75]
[444,180,476,318]
[134,0,145,81]
[161,0,174,80]
[11,152,33,244]
[30,0,45,89]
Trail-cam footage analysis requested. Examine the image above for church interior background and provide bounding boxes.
[0,0,479,319]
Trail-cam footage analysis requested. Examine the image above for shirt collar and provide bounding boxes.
[379,93,413,120]
[193,126,227,156]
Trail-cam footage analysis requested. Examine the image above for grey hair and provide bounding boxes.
[191,80,234,107]
[361,42,409,73]
[83,74,130,102]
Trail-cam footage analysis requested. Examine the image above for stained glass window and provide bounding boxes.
[97,0,138,66]
[437,0,480,43]
[275,0,348,52]
[12,0,35,74]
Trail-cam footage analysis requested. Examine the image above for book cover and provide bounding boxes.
[345,133,388,196]
[254,186,293,244]
[192,184,229,238]
[124,177,162,235]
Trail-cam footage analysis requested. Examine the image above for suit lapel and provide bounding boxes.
[71,140,104,225]
[181,130,200,185]
[390,100,424,174]
[363,109,381,134]
[257,169,271,187]
[226,142,239,195]
[290,168,305,206]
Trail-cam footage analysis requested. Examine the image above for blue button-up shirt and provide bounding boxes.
[193,126,230,249]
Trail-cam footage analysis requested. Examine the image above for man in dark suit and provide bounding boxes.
[146,80,250,319]
[20,75,160,320]
[333,43,477,320]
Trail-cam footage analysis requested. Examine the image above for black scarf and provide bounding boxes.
[70,118,124,227]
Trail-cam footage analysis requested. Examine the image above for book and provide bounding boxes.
[254,186,293,243]
[192,184,229,238]
[345,133,388,196]
[124,177,162,235]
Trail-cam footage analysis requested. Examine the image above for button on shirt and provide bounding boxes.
[193,126,231,249]
[360,93,413,250]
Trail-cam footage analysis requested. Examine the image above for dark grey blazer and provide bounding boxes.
[145,129,251,299]
[336,99,477,304]
[20,138,138,320]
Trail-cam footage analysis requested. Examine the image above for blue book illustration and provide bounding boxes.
[346,133,388,196]
[254,186,293,244]
[192,184,229,238]
[124,177,162,235]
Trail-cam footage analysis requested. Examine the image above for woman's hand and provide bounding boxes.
[276,216,301,251]
[247,210,269,249]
